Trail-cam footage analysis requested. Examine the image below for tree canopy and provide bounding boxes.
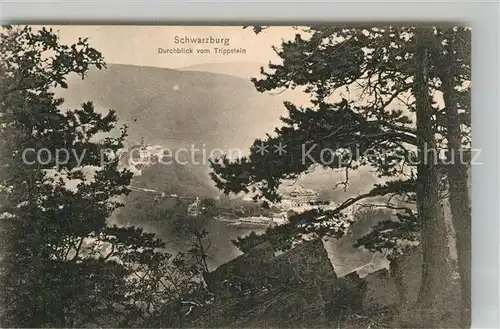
[210,25,471,326]
[0,25,208,327]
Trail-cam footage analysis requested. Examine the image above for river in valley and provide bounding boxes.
[132,216,268,271]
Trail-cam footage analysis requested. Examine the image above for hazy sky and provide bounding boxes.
[47,26,299,69]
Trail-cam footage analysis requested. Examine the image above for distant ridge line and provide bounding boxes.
[104,62,251,81]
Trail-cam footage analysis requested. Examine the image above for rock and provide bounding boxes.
[194,239,338,328]
[202,241,275,294]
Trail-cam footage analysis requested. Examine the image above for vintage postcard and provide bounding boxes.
[0,25,471,328]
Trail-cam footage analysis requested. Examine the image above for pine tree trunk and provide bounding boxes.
[413,27,450,314]
[440,30,472,327]
[447,164,471,328]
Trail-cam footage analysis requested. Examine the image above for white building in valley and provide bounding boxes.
[118,138,166,176]
[278,186,319,210]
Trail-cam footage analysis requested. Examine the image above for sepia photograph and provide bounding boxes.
[0,25,471,328]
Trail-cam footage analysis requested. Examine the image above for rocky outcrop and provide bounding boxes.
[194,239,338,328]
[203,238,337,293]
[202,240,276,293]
